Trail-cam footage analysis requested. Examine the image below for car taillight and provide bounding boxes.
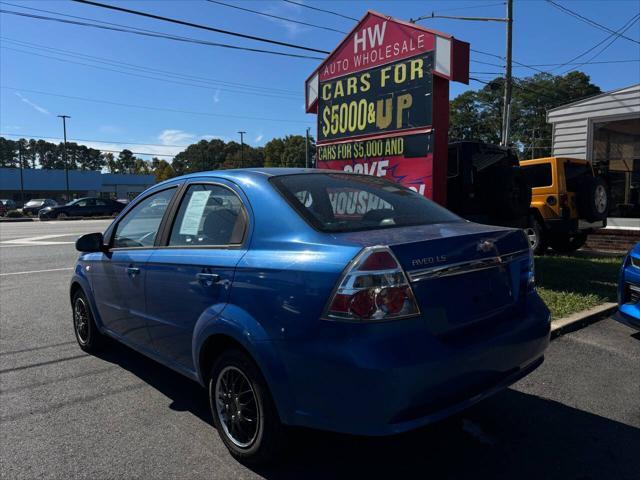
[324,246,420,321]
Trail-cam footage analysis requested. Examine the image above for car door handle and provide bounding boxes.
[126,266,140,277]
[196,272,220,286]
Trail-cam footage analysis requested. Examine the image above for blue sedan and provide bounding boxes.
[613,242,640,330]
[70,169,550,464]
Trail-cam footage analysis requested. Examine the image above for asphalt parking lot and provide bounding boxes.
[1,220,639,480]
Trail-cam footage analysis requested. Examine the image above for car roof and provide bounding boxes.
[154,167,340,188]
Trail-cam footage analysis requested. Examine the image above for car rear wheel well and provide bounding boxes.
[70,282,83,304]
[199,335,254,382]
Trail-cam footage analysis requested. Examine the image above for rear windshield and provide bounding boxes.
[521,164,552,187]
[270,173,461,233]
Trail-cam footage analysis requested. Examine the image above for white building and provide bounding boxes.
[547,84,640,220]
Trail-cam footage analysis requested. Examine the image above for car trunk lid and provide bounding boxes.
[333,222,531,335]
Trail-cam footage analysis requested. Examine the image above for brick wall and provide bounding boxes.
[585,228,640,253]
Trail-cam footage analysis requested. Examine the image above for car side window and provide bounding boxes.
[113,188,176,248]
[169,184,247,247]
[96,199,108,206]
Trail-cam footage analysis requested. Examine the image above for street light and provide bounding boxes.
[57,115,71,201]
[238,131,246,168]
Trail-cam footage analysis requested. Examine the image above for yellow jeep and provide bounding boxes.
[519,157,609,254]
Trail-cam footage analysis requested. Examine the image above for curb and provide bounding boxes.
[550,302,617,339]
[0,218,35,223]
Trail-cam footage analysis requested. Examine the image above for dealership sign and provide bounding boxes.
[306,11,469,204]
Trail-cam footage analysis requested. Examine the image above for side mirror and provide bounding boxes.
[76,232,105,253]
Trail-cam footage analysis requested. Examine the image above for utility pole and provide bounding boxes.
[411,2,514,145]
[501,0,513,147]
[18,142,24,205]
[57,115,71,201]
[305,127,310,168]
[238,131,246,168]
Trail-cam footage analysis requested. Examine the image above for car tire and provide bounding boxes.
[525,215,546,255]
[549,233,588,253]
[209,349,285,465]
[57,212,68,219]
[577,176,609,222]
[72,290,105,353]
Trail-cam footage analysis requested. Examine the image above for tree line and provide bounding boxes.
[0,135,316,183]
[448,71,601,156]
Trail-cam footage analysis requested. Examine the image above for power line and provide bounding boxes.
[546,0,639,45]
[1,86,314,124]
[472,48,549,74]
[516,59,640,67]
[281,0,358,22]
[470,77,492,85]
[0,9,324,60]
[1,46,302,101]
[472,59,504,68]
[432,2,505,13]
[554,13,640,73]
[1,132,190,148]
[72,0,330,54]
[206,0,347,34]
[472,55,640,71]
[560,16,640,74]
[0,36,298,96]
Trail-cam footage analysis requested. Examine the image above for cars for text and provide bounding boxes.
[613,242,640,330]
[39,197,124,220]
[71,169,550,464]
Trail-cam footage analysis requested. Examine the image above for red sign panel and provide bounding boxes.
[319,15,435,82]
[319,154,433,198]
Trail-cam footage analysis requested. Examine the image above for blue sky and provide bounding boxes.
[1,0,639,159]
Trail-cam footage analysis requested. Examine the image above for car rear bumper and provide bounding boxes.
[276,293,550,435]
[612,309,640,331]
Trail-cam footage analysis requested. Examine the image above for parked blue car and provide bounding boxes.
[71,169,550,464]
[613,242,640,330]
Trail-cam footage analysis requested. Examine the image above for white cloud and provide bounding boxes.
[71,130,232,161]
[263,1,311,37]
[158,129,196,145]
[99,125,122,134]
[200,134,228,142]
[255,133,264,143]
[213,89,221,103]
[14,92,50,115]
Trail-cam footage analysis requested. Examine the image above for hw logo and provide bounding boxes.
[354,21,387,53]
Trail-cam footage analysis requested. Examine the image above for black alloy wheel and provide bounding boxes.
[209,349,285,465]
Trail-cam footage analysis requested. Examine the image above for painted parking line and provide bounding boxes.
[0,243,74,248]
[0,234,76,246]
[0,267,74,277]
